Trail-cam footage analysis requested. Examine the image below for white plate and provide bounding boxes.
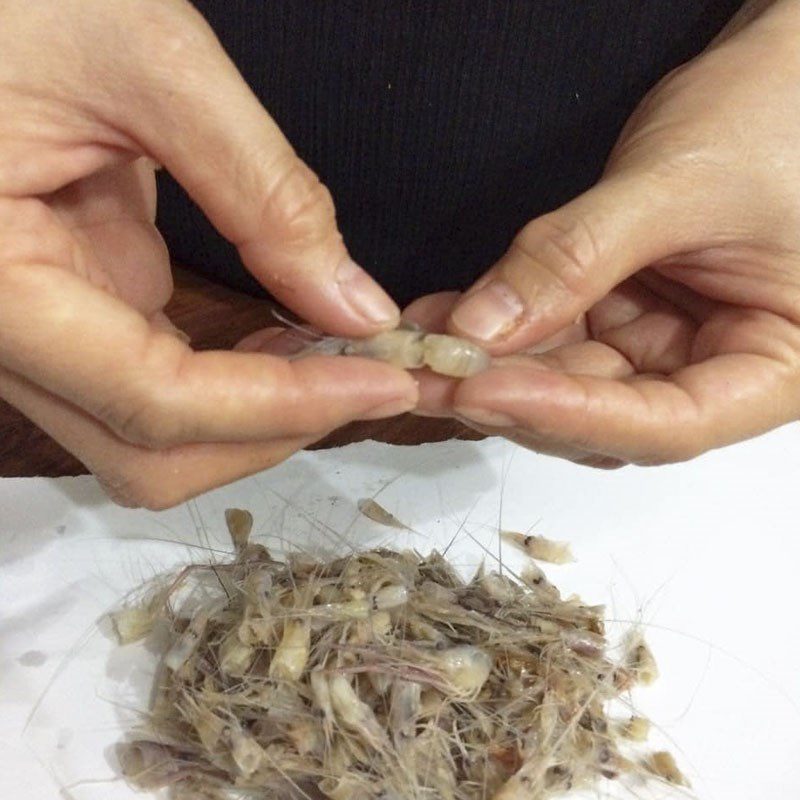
[1,433,799,799]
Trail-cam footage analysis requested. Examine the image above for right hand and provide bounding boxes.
[0,0,417,509]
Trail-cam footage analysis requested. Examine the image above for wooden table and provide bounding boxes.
[0,270,474,477]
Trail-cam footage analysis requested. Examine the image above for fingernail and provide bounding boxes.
[337,257,399,326]
[450,280,524,342]
[360,395,417,421]
[455,406,517,427]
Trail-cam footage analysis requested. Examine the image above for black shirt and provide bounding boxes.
[157,1,742,307]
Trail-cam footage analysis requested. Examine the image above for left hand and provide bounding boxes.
[408,0,800,468]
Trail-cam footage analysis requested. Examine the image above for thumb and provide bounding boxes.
[448,174,700,353]
[111,1,397,336]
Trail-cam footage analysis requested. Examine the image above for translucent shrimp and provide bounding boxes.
[357,498,410,530]
[625,632,660,686]
[501,531,575,565]
[163,607,212,672]
[434,645,493,696]
[295,326,491,378]
[269,620,311,681]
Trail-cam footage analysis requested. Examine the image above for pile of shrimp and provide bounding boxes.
[112,509,687,800]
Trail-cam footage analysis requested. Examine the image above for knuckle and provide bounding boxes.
[261,156,337,247]
[109,388,185,449]
[511,213,601,294]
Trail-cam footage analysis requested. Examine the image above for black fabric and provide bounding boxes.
[157,0,742,307]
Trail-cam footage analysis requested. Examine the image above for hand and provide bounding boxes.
[0,0,416,508]
[412,0,800,468]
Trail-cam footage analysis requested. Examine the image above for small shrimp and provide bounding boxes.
[644,751,690,786]
[117,741,202,789]
[562,628,605,660]
[182,700,228,754]
[617,716,651,742]
[111,606,158,645]
[269,620,311,681]
[294,326,490,378]
[224,507,253,553]
[501,531,575,565]
[353,330,490,378]
[164,608,212,672]
[308,584,409,621]
[624,632,660,686]
[328,674,390,750]
[219,631,255,677]
[357,498,410,530]
[310,669,335,739]
[435,645,493,696]
[318,774,378,800]
[389,679,422,743]
[229,727,267,778]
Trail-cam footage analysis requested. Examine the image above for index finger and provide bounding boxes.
[105,3,398,335]
[452,353,797,464]
[0,263,418,448]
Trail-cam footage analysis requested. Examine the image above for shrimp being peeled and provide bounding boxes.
[293,325,491,378]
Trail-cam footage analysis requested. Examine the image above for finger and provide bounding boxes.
[111,3,397,335]
[500,342,636,380]
[413,369,460,417]
[595,311,695,375]
[451,417,592,463]
[417,336,634,418]
[413,342,629,467]
[448,174,713,353]
[149,311,191,344]
[0,366,314,510]
[586,278,667,336]
[453,353,799,464]
[0,263,418,448]
[524,315,589,354]
[50,162,172,316]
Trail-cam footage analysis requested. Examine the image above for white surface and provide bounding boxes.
[1,432,799,800]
